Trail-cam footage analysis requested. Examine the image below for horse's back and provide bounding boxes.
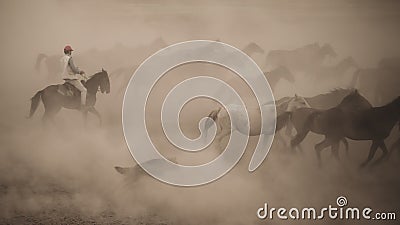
[290,107,320,132]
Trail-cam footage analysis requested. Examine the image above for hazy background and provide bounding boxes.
[0,0,399,224]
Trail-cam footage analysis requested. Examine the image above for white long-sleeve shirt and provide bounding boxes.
[60,55,82,80]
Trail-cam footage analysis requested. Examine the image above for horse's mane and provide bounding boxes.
[385,96,400,107]
[87,70,107,81]
[311,88,354,99]
[92,71,104,77]
[303,88,356,109]
[262,96,290,106]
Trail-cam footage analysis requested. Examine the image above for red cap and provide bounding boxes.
[64,45,73,51]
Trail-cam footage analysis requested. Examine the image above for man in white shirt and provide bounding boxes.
[60,45,88,110]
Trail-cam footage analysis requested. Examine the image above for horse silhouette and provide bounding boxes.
[290,90,374,165]
[350,57,400,105]
[278,89,358,153]
[266,42,336,73]
[292,91,400,167]
[283,108,350,155]
[313,57,358,83]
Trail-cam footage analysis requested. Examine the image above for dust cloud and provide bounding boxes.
[0,0,400,224]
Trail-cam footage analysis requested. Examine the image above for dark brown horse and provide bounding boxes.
[293,92,400,167]
[279,89,358,154]
[290,90,374,165]
[28,69,110,125]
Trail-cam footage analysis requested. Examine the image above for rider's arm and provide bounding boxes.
[68,57,82,74]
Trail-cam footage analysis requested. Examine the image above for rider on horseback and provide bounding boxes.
[60,45,88,110]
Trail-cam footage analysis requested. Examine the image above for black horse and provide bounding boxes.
[28,69,110,125]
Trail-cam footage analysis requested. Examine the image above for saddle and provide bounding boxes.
[57,81,85,97]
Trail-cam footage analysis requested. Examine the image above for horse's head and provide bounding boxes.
[98,68,110,94]
[340,89,372,110]
[287,94,310,111]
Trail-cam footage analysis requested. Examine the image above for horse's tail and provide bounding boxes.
[276,111,291,132]
[203,107,221,139]
[290,111,318,147]
[28,90,43,118]
[35,53,47,72]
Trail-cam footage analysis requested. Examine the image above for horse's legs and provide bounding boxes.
[388,137,400,159]
[42,110,58,129]
[275,132,288,150]
[331,141,340,161]
[285,122,293,137]
[41,93,62,128]
[360,140,379,167]
[314,137,333,166]
[291,129,310,147]
[41,103,60,125]
[88,107,102,127]
[371,141,389,166]
[340,138,349,158]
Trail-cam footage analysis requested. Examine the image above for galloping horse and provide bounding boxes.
[278,89,361,155]
[291,91,400,167]
[204,95,309,149]
[28,69,110,125]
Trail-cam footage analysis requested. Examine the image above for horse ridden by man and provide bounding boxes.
[28,45,110,125]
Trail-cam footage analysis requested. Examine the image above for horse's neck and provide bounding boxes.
[86,76,99,94]
[306,91,346,108]
[328,90,349,102]
[382,100,400,118]
[376,104,400,128]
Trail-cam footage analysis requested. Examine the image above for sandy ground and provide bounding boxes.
[0,116,399,224]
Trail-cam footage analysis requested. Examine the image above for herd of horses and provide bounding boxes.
[205,89,400,168]
[31,39,400,171]
[200,42,400,168]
